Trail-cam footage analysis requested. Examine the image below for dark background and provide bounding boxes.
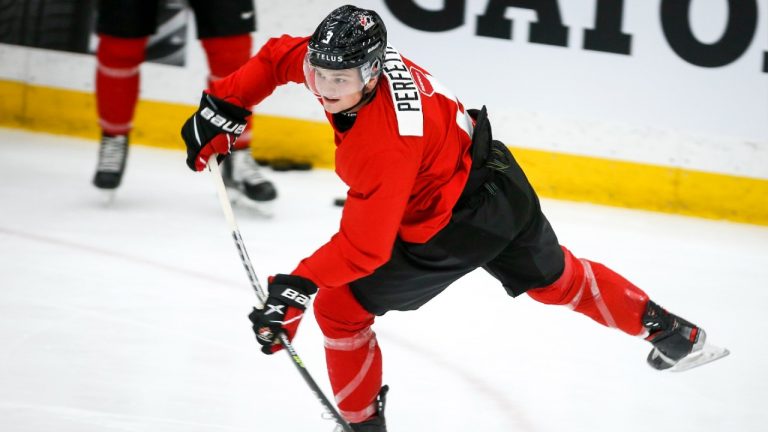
[0,0,188,65]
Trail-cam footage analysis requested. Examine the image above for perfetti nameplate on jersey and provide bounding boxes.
[382,45,424,137]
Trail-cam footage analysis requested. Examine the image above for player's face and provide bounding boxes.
[312,68,366,113]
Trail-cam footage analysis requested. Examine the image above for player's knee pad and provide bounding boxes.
[96,35,148,69]
[313,284,375,339]
[527,246,583,306]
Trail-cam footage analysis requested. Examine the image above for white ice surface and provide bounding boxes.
[1,128,767,432]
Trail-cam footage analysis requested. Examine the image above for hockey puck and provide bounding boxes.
[333,198,346,207]
[270,159,313,171]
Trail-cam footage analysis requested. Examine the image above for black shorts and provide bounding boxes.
[96,0,256,39]
[350,118,564,316]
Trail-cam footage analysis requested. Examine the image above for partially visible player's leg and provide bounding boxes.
[334,207,511,429]
[93,35,146,190]
[526,246,650,335]
[313,285,384,426]
[92,0,158,190]
[526,246,715,370]
[95,35,146,137]
[199,35,279,211]
[199,34,251,143]
[193,0,277,210]
[481,188,713,370]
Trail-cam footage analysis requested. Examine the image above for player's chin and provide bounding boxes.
[321,97,347,113]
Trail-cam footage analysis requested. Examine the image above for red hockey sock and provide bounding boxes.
[201,34,253,149]
[527,246,650,336]
[95,35,148,135]
[313,285,382,423]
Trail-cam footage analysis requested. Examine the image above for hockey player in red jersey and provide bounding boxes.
[180,5,724,431]
[94,0,276,211]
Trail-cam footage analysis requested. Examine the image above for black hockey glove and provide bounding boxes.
[181,92,251,171]
[248,274,318,355]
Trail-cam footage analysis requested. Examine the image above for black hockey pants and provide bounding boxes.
[350,107,565,315]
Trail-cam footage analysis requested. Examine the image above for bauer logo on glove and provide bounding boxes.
[199,106,246,135]
[279,288,311,306]
[248,274,318,355]
[180,92,252,171]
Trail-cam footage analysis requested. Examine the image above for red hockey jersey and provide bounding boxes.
[209,35,474,289]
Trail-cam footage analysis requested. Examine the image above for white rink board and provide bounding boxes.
[0,1,766,178]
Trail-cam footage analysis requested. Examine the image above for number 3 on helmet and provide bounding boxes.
[303,5,387,99]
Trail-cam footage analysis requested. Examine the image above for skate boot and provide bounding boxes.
[221,148,277,216]
[643,301,706,370]
[93,133,128,190]
[344,385,389,432]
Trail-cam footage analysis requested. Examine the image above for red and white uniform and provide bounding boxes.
[209,35,650,423]
[209,34,477,421]
[210,35,473,286]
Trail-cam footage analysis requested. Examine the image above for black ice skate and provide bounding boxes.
[338,385,389,432]
[221,148,277,217]
[93,133,129,190]
[643,301,729,372]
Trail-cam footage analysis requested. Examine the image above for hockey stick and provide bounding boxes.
[207,155,353,432]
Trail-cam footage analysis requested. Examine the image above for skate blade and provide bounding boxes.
[227,187,274,218]
[98,189,117,206]
[669,343,730,372]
